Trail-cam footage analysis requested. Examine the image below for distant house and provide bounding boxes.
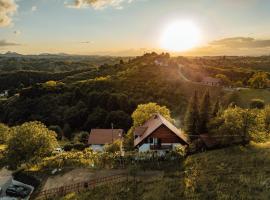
[154,58,169,67]
[202,77,221,86]
[88,129,124,151]
[0,90,8,98]
[134,114,189,153]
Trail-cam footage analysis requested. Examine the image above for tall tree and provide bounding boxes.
[184,91,200,139]
[199,91,211,133]
[212,98,221,118]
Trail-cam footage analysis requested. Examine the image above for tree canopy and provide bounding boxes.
[6,121,58,169]
[131,102,173,128]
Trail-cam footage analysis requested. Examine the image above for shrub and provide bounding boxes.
[104,140,121,153]
[250,99,265,109]
[49,125,63,140]
[73,143,86,151]
[63,144,74,151]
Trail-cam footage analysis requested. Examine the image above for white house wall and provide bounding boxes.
[91,145,104,152]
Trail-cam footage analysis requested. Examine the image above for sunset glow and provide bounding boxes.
[160,20,201,52]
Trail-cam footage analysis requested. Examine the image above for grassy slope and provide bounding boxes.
[236,89,270,107]
[58,143,270,200]
[184,142,270,199]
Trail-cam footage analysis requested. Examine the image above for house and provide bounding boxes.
[134,114,189,153]
[0,90,8,98]
[88,129,124,151]
[154,58,169,67]
[202,77,221,86]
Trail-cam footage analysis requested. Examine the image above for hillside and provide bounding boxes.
[1,53,270,136]
[55,142,270,200]
[183,142,270,199]
[0,53,223,134]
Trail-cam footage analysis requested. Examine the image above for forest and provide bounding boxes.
[0,53,270,139]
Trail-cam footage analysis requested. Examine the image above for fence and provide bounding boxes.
[34,173,128,200]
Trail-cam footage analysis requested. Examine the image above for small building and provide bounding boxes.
[154,58,169,67]
[0,90,8,98]
[134,114,189,153]
[202,77,221,86]
[88,129,123,151]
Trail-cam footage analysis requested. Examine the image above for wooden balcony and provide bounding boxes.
[150,144,173,150]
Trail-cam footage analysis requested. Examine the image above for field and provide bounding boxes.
[236,89,270,108]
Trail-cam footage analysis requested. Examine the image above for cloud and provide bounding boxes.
[0,0,18,27]
[31,6,37,12]
[13,30,21,35]
[209,37,270,49]
[0,39,20,46]
[66,0,134,10]
[183,37,270,56]
[80,41,94,44]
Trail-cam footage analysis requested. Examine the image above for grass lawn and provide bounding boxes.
[236,88,270,107]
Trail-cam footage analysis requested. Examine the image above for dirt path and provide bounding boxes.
[42,168,126,191]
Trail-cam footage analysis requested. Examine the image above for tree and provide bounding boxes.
[73,131,89,144]
[83,107,108,131]
[131,102,173,128]
[48,125,63,140]
[250,99,265,109]
[184,92,200,139]
[212,98,221,118]
[0,123,10,144]
[199,91,211,133]
[210,107,256,145]
[105,110,132,132]
[124,102,173,151]
[248,72,269,89]
[63,123,72,139]
[6,121,58,169]
[216,74,231,86]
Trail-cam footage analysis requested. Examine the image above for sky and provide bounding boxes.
[1,0,270,56]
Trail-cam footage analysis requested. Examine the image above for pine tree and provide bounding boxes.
[184,91,200,139]
[212,98,221,118]
[199,90,211,133]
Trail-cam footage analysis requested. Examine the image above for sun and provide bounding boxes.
[160,20,201,52]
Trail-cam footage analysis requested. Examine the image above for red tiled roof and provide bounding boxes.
[202,77,221,83]
[88,129,123,145]
[134,114,189,147]
[134,126,147,136]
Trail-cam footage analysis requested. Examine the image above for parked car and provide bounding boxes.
[6,185,31,198]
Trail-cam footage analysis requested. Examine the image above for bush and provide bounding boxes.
[250,99,265,109]
[73,132,89,144]
[63,144,73,151]
[49,125,63,140]
[104,140,121,153]
[73,143,86,151]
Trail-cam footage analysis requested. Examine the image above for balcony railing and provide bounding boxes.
[150,144,172,150]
